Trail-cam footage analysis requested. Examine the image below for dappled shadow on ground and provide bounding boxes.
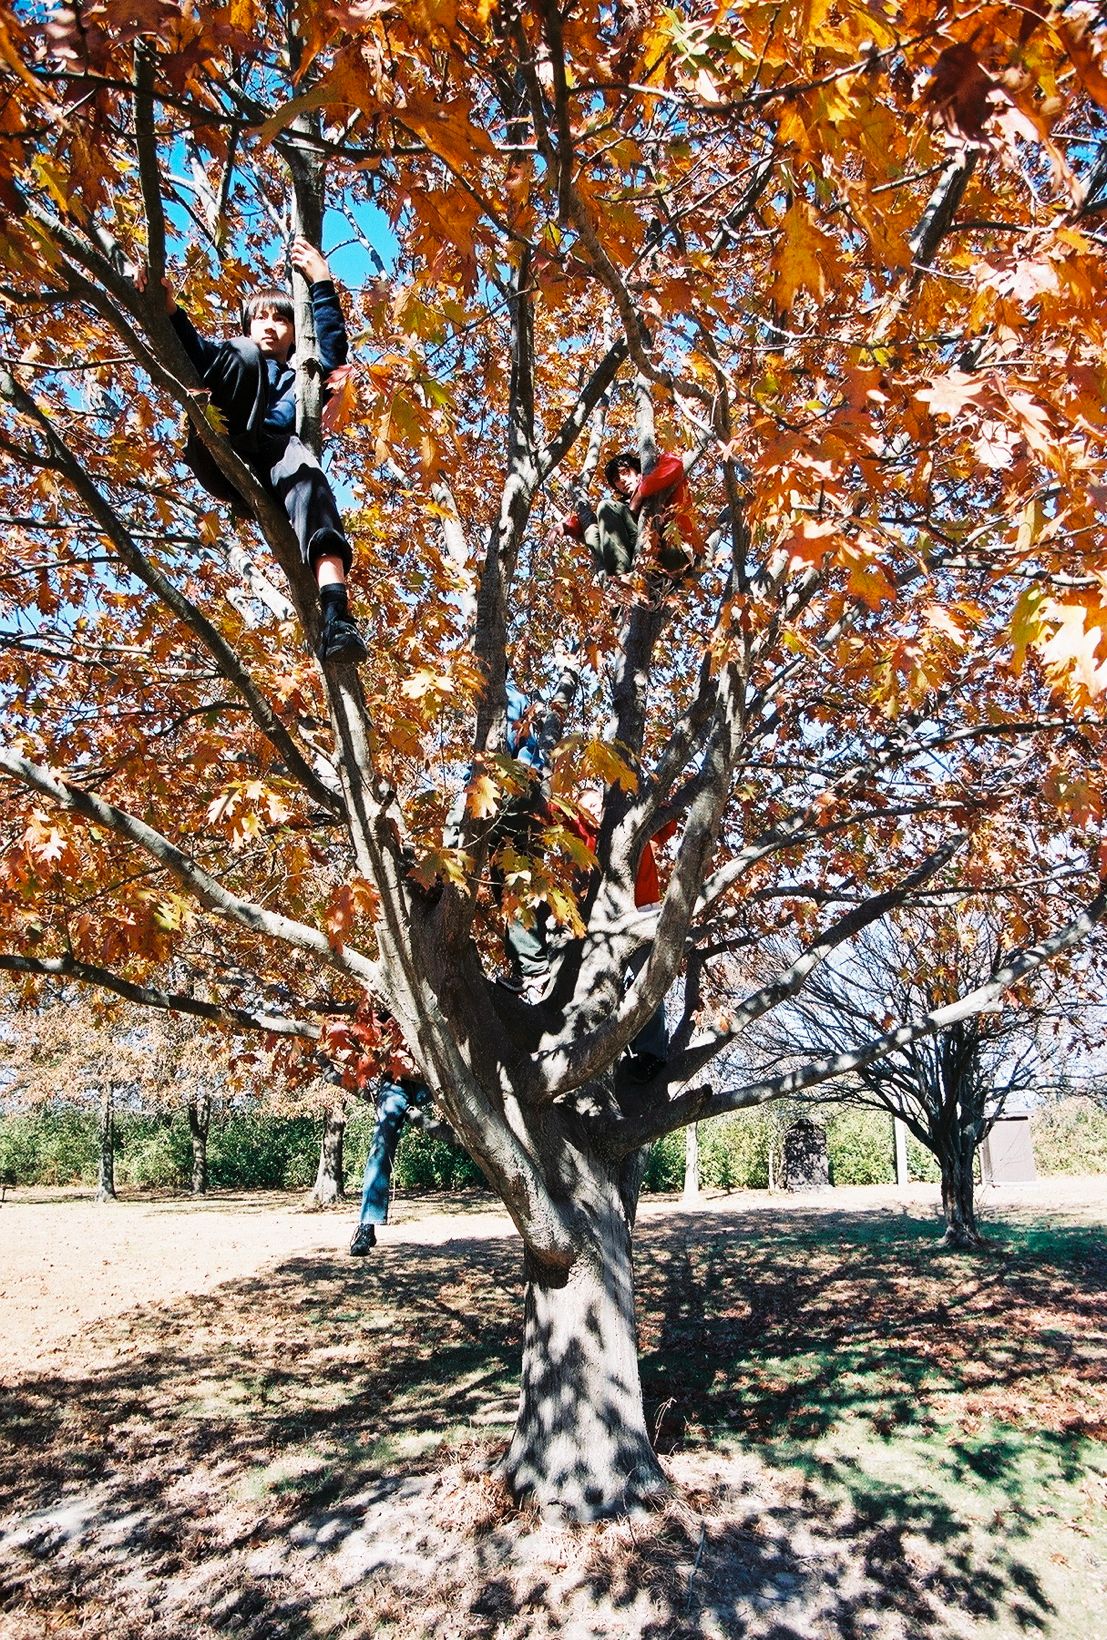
[1,1201,1104,1637]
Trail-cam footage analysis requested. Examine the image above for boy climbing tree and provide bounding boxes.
[563,449,699,580]
[134,236,367,665]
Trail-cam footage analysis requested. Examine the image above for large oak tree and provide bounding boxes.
[2,0,1107,1515]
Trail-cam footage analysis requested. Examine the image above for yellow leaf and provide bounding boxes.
[409,847,472,891]
[772,200,839,307]
[466,773,500,820]
[557,736,638,793]
[1009,584,1046,674]
[1016,499,1043,553]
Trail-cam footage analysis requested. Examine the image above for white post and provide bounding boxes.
[894,1115,909,1187]
[683,1123,701,1204]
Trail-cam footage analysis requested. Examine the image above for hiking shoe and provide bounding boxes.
[318,618,368,666]
[349,1223,376,1256]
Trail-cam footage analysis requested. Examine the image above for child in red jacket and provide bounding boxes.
[563,450,699,579]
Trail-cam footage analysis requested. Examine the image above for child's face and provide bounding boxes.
[249,306,295,364]
[611,462,638,498]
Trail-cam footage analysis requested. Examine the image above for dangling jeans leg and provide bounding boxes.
[357,1080,430,1226]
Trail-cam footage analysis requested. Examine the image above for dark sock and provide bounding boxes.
[319,583,349,626]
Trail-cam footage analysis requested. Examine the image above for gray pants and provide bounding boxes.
[579,497,639,575]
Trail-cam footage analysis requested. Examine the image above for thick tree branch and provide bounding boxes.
[537,334,628,482]
[0,366,343,818]
[0,953,319,1040]
[473,249,541,749]
[0,751,379,989]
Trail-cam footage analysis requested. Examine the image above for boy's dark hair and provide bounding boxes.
[604,451,641,488]
[241,289,295,334]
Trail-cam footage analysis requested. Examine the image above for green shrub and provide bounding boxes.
[393,1126,487,1191]
[1032,1096,1107,1176]
[642,1112,773,1193]
[824,1108,896,1186]
[0,1115,50,1185]
[116,1116,192,1189]
[0,1107,325,1190]
[0,1107,100,1185]
[907,1137,941,1183]
[3,1095,1022,1198]
[205,1114,321,1189]
[642,1130,683,1192]
[702,1113,772,1189]
[341,1106,487,1195]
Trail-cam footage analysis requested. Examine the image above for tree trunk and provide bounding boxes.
[940,1141,984,1248]
[498,1151,665,1520]
[187,1095,210,1195]
[683,1122,700,1203]
[311,1096,347,1205]
[95,1083,115,1202]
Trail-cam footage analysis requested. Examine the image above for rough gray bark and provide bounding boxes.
[497,1138,664,1519]
[312,1096,347,1205]
[939,1136,984,1249]
[187,1095,211,1196]
[95,1084,115,1202]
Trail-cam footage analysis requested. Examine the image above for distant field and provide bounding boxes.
[1,1179,1104,1639]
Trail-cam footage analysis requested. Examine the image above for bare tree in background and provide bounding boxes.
[740,898,1081,1246]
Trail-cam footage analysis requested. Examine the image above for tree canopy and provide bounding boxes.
[2,0,1107,1514]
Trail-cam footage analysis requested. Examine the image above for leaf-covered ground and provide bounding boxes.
[1,1182,1104,1639]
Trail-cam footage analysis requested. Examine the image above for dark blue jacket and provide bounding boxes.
[171,281,349,438]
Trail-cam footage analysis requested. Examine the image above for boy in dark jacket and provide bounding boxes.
[135,237,366,665]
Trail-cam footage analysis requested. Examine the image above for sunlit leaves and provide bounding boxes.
[207,781,293,850]
[0,0,1105,1057]
[323,875,378,949]
[554,736,638,795]
[772,199,843,309]
[320,362,358,435]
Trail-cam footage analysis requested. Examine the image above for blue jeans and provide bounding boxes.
[357,1079,428,1226]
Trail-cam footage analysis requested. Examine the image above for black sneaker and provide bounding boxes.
[625,1051,667,1085]
[349,1223,376,1256]
[318,618,368,666]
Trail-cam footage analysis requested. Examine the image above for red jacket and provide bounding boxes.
[632,453,699,559]
[563,810,678,907]
[563,453,700,562]
[633,817,678,907]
